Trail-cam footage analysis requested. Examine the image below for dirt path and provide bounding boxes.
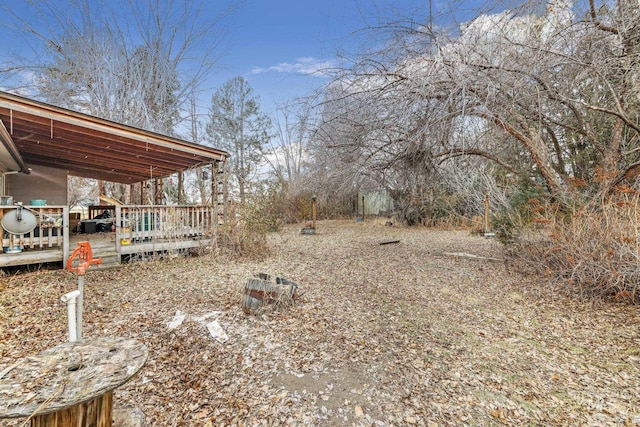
[1,220,639,426]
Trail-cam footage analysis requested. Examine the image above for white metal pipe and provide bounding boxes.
[61,290,81,342]
[77,276,84,340]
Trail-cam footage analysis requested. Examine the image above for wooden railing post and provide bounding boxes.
[62,206,70,267]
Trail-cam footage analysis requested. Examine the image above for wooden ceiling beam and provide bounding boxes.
[0,91,229,184]
[0,95,227,160]
[7,117,211,164]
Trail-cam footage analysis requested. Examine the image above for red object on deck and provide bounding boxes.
[66,241,102,275]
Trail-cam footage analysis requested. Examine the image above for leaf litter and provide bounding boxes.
[0,220,639,426]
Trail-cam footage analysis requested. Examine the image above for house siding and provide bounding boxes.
[7,165,68,205]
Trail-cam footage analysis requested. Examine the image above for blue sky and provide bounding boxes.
[217,0,503,114]
[0,0,491,116]
[209,0,436,114]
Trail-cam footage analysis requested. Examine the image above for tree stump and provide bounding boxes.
[242,276,298,314]
[0,337,147,426]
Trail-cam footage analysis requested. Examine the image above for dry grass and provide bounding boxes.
[1,220,639,426]
[506,190,640,301]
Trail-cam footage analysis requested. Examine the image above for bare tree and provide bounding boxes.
[265,100,315,191]
[0,0,234,134]
[185,89,210,204]
[67,176,98,210]
[313,0,640,212]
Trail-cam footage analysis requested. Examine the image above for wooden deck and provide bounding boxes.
[0,205,219,269]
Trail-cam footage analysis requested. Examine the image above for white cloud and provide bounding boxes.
[251,57,337,77]
[0,70,41,100]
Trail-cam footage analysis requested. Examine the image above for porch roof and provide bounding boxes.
[0,91,228,184]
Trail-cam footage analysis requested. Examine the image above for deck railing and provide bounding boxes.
[115,205,217,253]
[0,205,69,250]
[0,204,216,267]
[0,205,70,266]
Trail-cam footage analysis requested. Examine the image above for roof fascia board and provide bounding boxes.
[0,92,228,161]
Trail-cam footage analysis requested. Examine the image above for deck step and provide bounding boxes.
[90,251,121,269]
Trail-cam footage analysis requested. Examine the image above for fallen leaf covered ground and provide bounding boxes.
[1,220,639,426]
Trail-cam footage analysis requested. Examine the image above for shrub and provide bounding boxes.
[213,200,271,260]
[214,218,269,260]
[243,180,322,227]
[505,186,640,302]
[492,177,549,243]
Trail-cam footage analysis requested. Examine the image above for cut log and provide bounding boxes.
[242,277,298,314]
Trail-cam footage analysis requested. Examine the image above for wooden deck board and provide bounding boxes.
[0,249,63,268]
[120,238,213,255]
[1,232,213,268]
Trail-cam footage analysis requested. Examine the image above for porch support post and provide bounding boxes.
[98,180,105,198]
[155,178,163,205]
[62,205,70,267]
[115,205,122,258]
[211,162,220,225]
[210,163,216,207]
[178,172,184,205]
[222,157,228,222]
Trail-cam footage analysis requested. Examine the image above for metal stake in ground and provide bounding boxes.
[312,195,317,230]
[65,242,102,341]
[301,195,318,235]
